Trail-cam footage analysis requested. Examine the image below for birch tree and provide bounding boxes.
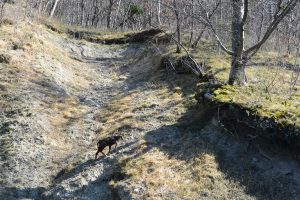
[49,0,60,18]
[172,0,181,53]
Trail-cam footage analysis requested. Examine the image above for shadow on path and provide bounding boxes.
[43,142,136,200]
[141,103,300,200]
[0,186,46,200]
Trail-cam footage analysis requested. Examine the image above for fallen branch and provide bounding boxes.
[165,57,177,73]
[151,25,206,78]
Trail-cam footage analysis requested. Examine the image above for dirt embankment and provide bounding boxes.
[194,82,300,159]
[215,103,299,154]
[45,21,164,45]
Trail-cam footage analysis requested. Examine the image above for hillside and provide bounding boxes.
[0,18,300,200]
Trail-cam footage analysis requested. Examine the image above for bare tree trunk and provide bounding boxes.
[112,0,121,28]
[91,0,100,27]
[228,0,247,85]
[37,0,43,13]
[192,28,206,48]
[80,0,85,26]
[157,0,161,25]
[229,58,247,85]
[25,0,34,18]
[173,0,181,53]
[49,0,60,18]
[188,0,194,50]
[287,16,293,54]
[43,0,52,13]
[150,0,154,27]
[107,0,115,29]
[121,3,130,31]
[196,0,297,85]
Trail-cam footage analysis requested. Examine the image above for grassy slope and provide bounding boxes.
[164,42,299,131]
[211,56,299,131]
[99,43,299,199]
[0,19,104,187]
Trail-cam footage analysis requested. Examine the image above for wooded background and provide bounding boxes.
[22,0,299,53]
[1,0,299,84]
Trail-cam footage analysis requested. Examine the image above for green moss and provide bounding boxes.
[211,82,299,129]
[212,85,237,103]
[192,60,299,130]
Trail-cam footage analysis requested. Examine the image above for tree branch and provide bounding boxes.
[245,0,297,57]
[151,25,207,77]
[242,0,248,25]
[196,0,234,55]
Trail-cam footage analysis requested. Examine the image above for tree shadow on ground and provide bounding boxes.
[56,156,131,200]
[0,186,46,200]
[142,104,300,200]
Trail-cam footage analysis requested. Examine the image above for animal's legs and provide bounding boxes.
[95,150,100,160]
[95,149,107,160]
[108,145,111,155]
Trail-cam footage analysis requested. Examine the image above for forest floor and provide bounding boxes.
[0,20,300,200]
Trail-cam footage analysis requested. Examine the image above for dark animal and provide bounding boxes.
[95,136,123,160]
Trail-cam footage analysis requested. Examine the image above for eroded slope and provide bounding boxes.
[0,21,300,200]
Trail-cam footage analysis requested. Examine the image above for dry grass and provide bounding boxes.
[0,21,92,89]
[93,56,194,138]
[113,133,251,200]
[94,91,142,136]
[103,41,300,199]
[50,97,87,125]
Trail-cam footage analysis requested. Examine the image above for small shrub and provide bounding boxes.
[12,42,25,50]
[1,18,13,25]
[0,53,11,64]
[0,83,8,91]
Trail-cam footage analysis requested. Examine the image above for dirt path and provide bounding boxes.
[1,28,300,200]
[44,40,300,200]
[0,29,144,199]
